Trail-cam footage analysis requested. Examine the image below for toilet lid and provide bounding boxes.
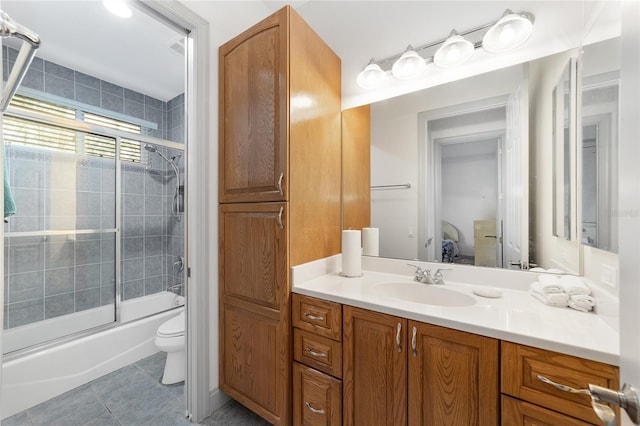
[158,311,185,337]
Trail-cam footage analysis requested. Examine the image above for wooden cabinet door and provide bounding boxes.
[408,321,499,426]
[219,202,290,425]
[501,395,593,426]
[343,306,407,426]
[219,9,288,203]
[220,302,290,425]
[219,202,288,310]
[293,363,342,426]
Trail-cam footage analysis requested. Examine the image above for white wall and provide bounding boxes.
[371,66,519,260]
[441,140,498,256]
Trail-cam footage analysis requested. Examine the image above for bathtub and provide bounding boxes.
[1,291,185,419]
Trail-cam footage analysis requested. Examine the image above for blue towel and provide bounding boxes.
[4,145,16,220]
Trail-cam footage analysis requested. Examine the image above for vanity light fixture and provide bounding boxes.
[356,58,387,89]
[356,8,535,89]
[434,30,475,68]
[391,45,427,80]
[482,9,535,53]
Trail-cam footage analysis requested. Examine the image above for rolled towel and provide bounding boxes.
[530,282,570,307]
[570,294,595,306]
[569,300,594,312]
[559,275,591,296]
[537,274,563,293]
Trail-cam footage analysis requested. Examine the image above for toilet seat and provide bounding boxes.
[157,311,184,338]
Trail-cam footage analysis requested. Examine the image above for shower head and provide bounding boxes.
[144,144,157,153]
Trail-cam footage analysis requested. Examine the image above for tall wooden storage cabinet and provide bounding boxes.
[218,6,342,425]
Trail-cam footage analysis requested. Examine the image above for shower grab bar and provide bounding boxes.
[371,183,411,190]
[0,10,41,112]
[5,228,118,238]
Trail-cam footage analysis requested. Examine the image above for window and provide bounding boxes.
[5,94,142,162]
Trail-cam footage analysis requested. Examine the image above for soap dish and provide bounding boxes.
[472,287,503,298]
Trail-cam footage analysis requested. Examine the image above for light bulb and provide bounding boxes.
[482,10,534,53]
[356,59,386,89]
[391,46,426,80]
[499,23,516,44]
[434,31,474,68]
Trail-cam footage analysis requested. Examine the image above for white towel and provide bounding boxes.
[537,274,563,293]
[530,282,570,307]
[559,275,591,296]
[569,297,595,312]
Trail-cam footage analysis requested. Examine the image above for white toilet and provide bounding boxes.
[155,310,185,385]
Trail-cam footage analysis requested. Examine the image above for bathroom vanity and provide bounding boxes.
[291,256,620,425]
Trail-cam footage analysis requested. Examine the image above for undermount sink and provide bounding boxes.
[372,282,477,307]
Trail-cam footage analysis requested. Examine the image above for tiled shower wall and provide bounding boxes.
[3,48,185,330]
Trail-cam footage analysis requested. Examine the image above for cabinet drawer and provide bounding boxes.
[502,395,593,425]
[294,328,342,378]
[292,294,342,340]
[501,341,619,424]
[293,362,342,426]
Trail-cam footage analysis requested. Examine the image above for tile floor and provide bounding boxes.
[3,352,270,426]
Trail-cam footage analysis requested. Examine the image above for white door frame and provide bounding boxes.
[619,1,640,424]
[141,1,211,422]
[417,95,509,263]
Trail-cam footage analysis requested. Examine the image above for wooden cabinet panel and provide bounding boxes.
[288,10,342,267]
[408,321,499,426]
[219,10,287,203]
[219,203,288,310]
[294,328,342,378]
[502,395,593,426]
[293,363,342,426]
[220,303,290,425]
[292,293,342,340]
[343,306,407,426]
[342,105,371,231]
[501,341,619,424]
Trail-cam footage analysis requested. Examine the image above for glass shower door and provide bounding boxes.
[2,116,118,354]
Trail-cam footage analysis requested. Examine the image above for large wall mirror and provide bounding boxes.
[579,37,619,254]
[367,46,591,274]
[552,59,575,241]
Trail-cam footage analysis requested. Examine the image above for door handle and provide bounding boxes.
[537,375,640,424]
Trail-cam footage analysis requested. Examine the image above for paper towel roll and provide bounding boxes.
[341,230,362,277]
[362,227,379,256]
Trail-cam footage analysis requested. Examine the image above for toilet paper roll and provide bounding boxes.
[341,230,362,277]
[362,227,379,256]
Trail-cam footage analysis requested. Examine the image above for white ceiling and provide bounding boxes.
[1,1,617,106]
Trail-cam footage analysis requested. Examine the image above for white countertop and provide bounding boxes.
[292,258,620,366]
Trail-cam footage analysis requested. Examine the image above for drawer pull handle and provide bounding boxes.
[537,375,591,395]
[305,401,325,415]
[277,173,284,196]
[277,206,284,230]
[305,347,327,358]
[304,312,324,321]
[396,322,402,353]
[538,375,640,425]
[411,326,417,357]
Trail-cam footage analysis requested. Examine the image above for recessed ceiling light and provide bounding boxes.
[103,0,132,19]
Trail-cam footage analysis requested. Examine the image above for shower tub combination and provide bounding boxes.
[2,291,185,418]
[2,103,186,420]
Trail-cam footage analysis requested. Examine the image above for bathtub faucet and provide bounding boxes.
[168,283,183,296]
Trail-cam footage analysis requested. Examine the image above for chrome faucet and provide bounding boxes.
[433,268,452,285]
[167,283,183,295]
[408,264,435,284]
